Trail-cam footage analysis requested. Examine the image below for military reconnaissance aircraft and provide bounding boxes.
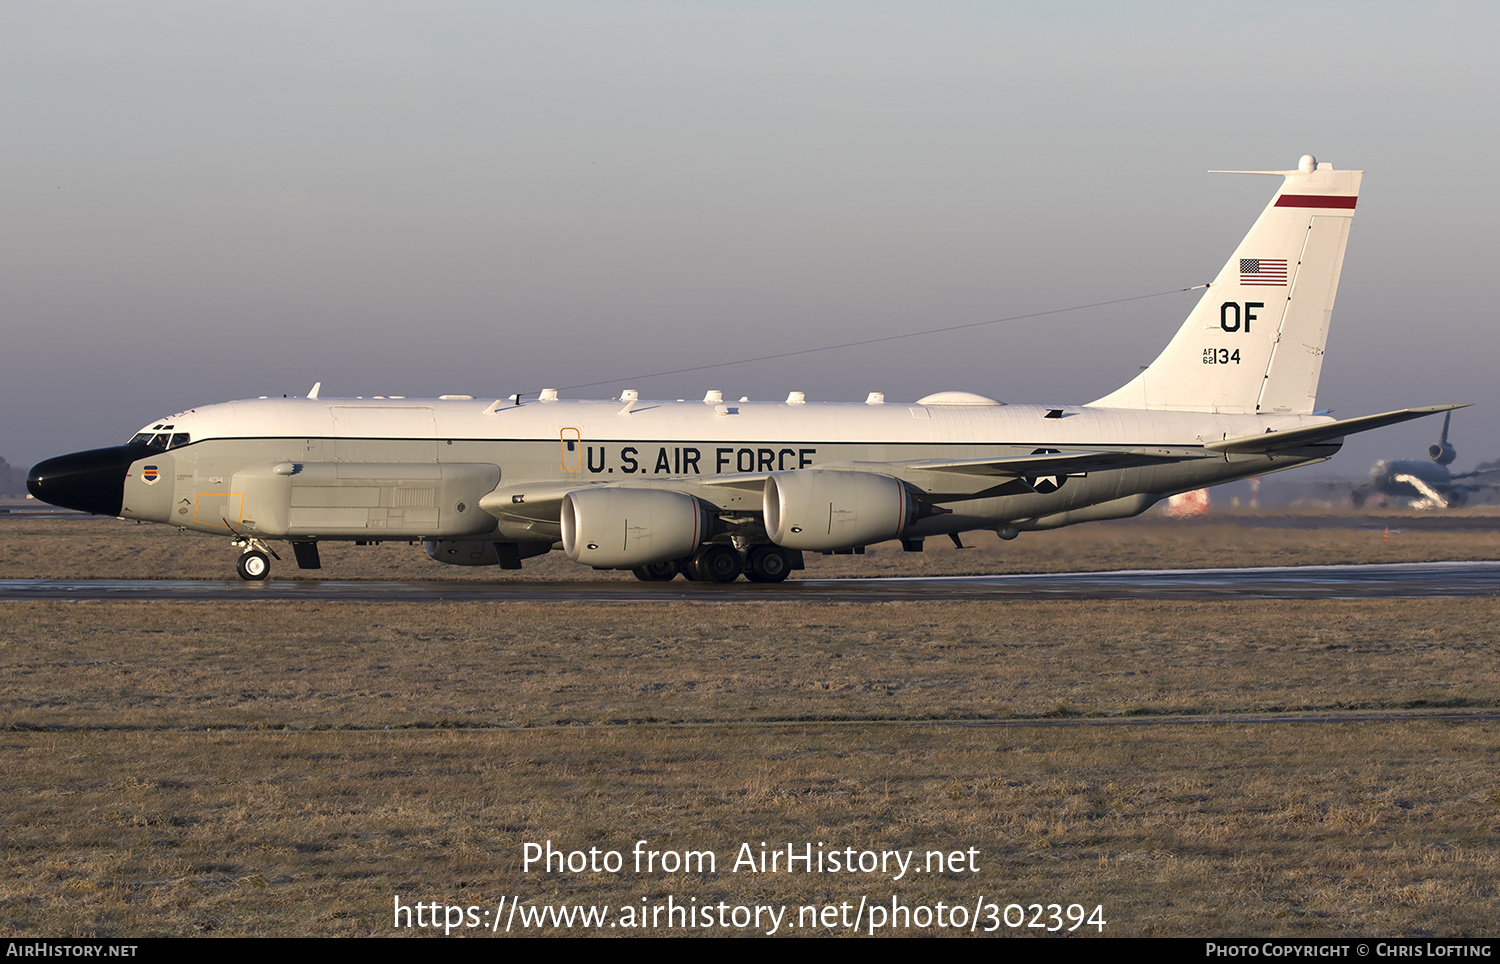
[29,156,1462,582]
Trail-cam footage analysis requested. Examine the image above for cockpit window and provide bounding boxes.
[128,427,189,448]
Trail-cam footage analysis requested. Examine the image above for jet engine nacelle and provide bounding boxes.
[560,487,710,568]
[764,469,915,552]
[1429,441,1457,466]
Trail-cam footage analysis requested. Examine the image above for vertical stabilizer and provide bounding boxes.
[1090,155,1361,414]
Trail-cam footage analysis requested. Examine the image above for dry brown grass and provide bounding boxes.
[4,724,1496,937]
[3,600,1497,729]
[2,597,1498,937]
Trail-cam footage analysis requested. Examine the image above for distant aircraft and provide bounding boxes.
[1352,412,1491,509]
[28,155,1463,581]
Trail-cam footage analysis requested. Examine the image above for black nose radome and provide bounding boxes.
[27,445,151,516]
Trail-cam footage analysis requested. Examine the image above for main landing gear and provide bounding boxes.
[632,560,679,581]
[744,544,792,583]
[631,544,797,584]
[690,543,743,582]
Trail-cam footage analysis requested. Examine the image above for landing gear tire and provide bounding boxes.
[689,544,743,583]
[632,560,680,582]
[237,550,270,581]
[745,545,791,583]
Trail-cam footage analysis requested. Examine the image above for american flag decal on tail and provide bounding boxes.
[1240,258,1288,286]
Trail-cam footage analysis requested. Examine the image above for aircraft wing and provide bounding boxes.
[901,448,1206,477]
[479,449,1209,526]
[478,475,771,537]
[474,412,1459,534]
[1206,405,1470,455]
[699,473,774,493]
[476,480,580,538]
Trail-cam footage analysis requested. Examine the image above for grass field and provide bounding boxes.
[2,514,1498,936]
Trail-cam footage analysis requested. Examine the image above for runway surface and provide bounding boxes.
[2,560,1497,603]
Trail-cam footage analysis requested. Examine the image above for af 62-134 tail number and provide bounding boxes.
[1205,301,1265,364]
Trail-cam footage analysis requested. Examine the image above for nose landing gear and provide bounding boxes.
[236,550,270,581]
[231,536,280,581]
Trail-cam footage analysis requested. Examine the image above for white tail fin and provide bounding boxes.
[1091,155,1361,414]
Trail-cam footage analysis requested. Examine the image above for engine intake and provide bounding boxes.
[764,470,915,552]
[561,487,710,568]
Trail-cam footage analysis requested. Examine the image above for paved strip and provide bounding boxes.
[2,561,1497,602]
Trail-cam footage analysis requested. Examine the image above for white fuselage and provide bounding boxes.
[117,395,1333,545]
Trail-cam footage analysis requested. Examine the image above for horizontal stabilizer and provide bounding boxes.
[1205,405,1469,454]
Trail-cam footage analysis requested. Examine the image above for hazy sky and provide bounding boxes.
[4,1,1496,475]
